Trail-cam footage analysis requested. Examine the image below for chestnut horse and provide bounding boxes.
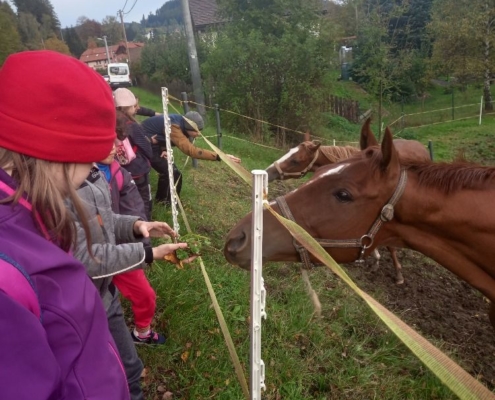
[265,120,430,182]
[263,119,431,284]
[265,141,360,182]
[225,127,495,331]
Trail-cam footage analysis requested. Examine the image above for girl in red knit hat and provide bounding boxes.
[0,50,135,400]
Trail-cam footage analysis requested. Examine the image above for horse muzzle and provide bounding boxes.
[224,229,252,269]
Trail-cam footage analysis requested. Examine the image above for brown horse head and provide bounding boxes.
[227,126,495,331]
[265,140,322,182]
[226,128,401,268]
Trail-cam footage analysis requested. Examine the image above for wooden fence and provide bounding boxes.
[323,95,360,123]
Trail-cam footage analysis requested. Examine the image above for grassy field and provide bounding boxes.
[126,87,495,399]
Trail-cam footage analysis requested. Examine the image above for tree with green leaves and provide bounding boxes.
[0,1,23,65]
[429,0,495,110]
[101,15,123,45]
[351,0,430,107]
[203,0,338,140]
[140,32,191,84]
[44,36,70,54]
[75,16,103,48]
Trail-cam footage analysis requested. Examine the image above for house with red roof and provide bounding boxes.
[79,41,145,70]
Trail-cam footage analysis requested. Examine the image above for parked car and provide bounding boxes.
[107,63,132,89]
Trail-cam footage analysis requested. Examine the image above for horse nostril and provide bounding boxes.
[225,231,247,261]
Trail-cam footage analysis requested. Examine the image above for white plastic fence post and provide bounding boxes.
[250,170,267,400]
[479,96,483,126]
[161,87,180,234]
[333,139,336,146]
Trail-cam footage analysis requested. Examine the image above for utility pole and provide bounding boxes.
[119,10,131,63]
[181,0,206,115]
[98,36,111,65]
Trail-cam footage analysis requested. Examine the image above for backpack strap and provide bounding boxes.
[110,161,124,192]
[0,253,41,321]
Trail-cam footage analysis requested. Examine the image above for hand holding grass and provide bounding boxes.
[152,242,196,264]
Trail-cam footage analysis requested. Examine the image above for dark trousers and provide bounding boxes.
[107,287,144,400]
[151,145,182,204]
[133,173,152,221]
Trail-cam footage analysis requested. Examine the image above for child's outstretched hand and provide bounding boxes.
[152,242,197,264]
[134,221,177,238]
[226,154,241,163]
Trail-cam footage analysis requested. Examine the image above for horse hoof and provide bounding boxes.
[396,278,404,285]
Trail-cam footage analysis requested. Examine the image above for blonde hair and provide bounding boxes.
[0,148,91,252]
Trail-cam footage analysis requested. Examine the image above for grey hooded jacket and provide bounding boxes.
[69,166,147,310]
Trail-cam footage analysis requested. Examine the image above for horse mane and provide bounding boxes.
[365,147,495,194]
[405,161,495,194]
[319,145,360,163]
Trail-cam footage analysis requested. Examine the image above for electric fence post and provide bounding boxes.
[161,87,180,235]
[250,170,267,399]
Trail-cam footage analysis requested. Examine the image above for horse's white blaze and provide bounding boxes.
[267,146,300,169]
[316,163,348,180]
[290,164,348,194]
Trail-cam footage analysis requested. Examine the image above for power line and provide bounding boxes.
[123,0,138,15]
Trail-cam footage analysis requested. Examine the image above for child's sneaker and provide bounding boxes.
[131,330,166,345]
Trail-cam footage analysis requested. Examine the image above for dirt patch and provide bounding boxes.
[343,249,495,388]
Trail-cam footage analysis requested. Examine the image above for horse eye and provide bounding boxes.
[334,189,353,203]
[289,159,299,165]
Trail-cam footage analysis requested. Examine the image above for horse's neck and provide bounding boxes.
[392,184,495,262]
[313,150,331,169]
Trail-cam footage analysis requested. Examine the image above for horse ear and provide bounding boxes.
[311,140,322,150]
[380,127,399,171]
[303,131,311,141]
[359,117,379,150]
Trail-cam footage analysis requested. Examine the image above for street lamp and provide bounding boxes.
[97,36,110,65]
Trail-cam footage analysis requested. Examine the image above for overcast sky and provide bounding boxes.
[49,0,161,27]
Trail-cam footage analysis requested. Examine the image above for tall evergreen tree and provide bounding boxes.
[63,26,86,58]
[12,0,60,34]
[17,11,43,50]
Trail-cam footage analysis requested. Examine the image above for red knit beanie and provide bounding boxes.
[0,50,116,163]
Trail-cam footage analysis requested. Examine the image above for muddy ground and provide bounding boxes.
[343,249,495,389]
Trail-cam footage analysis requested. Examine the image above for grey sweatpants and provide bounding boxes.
[107,286,144,400]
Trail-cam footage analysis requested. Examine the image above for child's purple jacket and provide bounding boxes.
[0,169,129,400]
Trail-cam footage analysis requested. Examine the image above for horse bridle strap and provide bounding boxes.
[274,149,320,179]
[275,195,314,269]
[275,167,408,267]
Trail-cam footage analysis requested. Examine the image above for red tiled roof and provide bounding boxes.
[189,0,226,29]
[80,42,144,63]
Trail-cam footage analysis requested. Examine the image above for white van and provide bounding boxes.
[107,63,132,89]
